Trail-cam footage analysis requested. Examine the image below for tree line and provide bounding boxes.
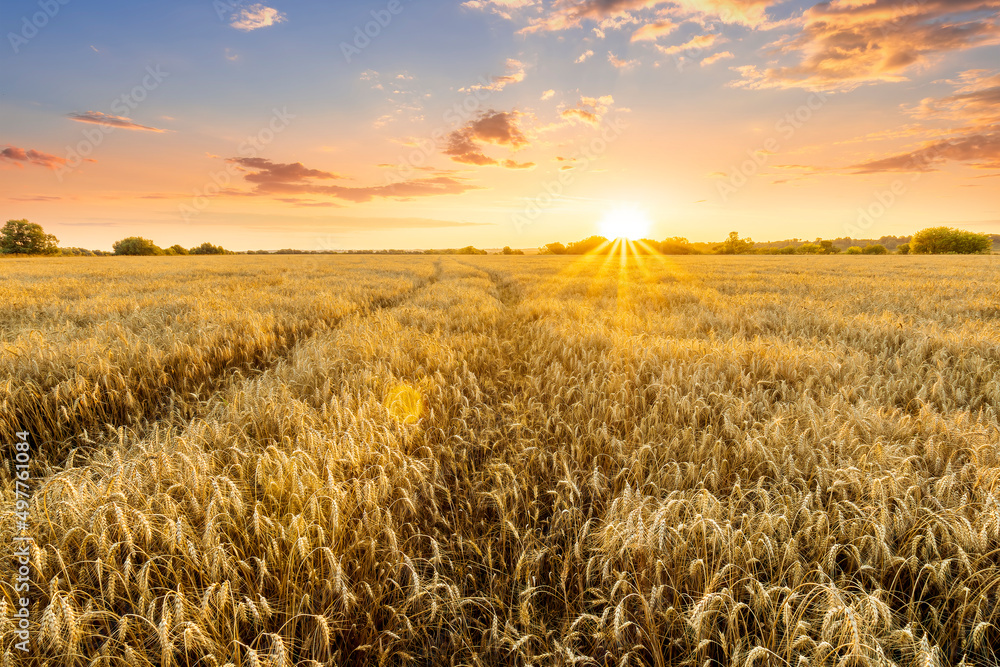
[539,227,995,256]
[2,219,994,257]
[0,222,233,256]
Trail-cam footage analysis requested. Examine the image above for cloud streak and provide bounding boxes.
[67,111,167,132]
[1,146,70,169]
[226,158,483,202]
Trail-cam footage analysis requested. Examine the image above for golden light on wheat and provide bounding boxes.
[1,253,999,666]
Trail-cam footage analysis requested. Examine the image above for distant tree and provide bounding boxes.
[541,242,567,255]
[113,236,162,256]
[632,239,661,254]
[717,231,755,255]
[845,246,863,255]
[819,240,840,254]
[501,246,524,255]
[565,236,609,254]
[796,243,823,254]
[911,227,991,254]
[189,242,227,255]
[1,219,60,255]
[659,237,699,255]
[169,244,189,255]
[896,243,910,255]
[59,247,95,256]
[862,244,888,255]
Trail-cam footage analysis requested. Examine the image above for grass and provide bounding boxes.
[1,252,999,666]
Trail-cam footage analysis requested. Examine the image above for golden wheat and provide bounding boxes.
[0,253,999,665]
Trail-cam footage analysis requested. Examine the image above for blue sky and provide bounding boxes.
[2,0,999,250]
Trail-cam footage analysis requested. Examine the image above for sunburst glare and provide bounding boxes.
[598,206,652,241]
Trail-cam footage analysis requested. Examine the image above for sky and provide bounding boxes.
[2,0,999,251]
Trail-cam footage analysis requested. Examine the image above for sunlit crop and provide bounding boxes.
[2,253,999,666]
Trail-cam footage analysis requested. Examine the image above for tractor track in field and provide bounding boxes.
[5,259,444,467]
[452,259,524,309]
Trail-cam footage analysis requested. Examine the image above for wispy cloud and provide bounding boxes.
[226,157,482,202]
[460,59,527,92]
[702,50,734,66]
[735,0,1000,91]
[631,19,677,42]
[608,51,639,69]
[656,33,720,55]
[67,111,166,132]
[560,95,615,127]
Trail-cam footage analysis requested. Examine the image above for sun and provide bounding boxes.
[598,206,652,241]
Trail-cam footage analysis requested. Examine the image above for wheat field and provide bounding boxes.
[2,254,1000,667]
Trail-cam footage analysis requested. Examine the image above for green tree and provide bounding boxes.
[862,244,888,255]
[911,226,991,254]
[845,246,863,255]
[659,237,698,255]
[565,236,609,254]
[541,242,567,255]
[500,246,523,255]
[896,243,910,255]
[169,244,189,255]
[113,237,163,255]
[717,231,755,255]
[819,240,840,254]
[0,219,59,255]
[189,242,227,255]
[796,243,823,254]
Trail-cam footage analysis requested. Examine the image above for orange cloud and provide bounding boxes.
[236,158,347,183]
[736,0,1000,90]
[0,146,68,169]
[701,50,734,66]
[226,158,482,202]
[846,72,1000,173]
[656,33,720,55]
[630,19,676,41]
[518,0,775,33]
[850,132,1000,173]
[444,111,534,168]
[461,0,538,20]
[67,111,166,132]
[911,69,1000,123]
[608,51,639,68]
[560,94,615,126]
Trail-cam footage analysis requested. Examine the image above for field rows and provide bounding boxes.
[1,254,1000,666]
